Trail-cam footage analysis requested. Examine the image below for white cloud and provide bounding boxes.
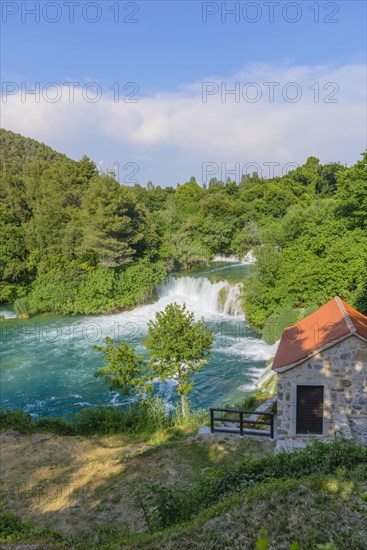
[2,63,366,185]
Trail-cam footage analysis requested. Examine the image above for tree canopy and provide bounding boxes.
[144,303,214,414]
[1,129,366,325]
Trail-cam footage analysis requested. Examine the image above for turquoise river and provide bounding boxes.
[0,262,276,417]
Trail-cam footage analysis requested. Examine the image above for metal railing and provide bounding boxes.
[209,407,274,439]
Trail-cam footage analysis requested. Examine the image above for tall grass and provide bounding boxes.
[0,398,209,437]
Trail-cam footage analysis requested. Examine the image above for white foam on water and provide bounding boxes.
[0,308,17,319]
[3,273,279,412]
[237,383,255,392]
[242,250,257,264]
[157,276,243,318]
[216,337,278,361]
[211,254,241,262]
[72,275,245,344]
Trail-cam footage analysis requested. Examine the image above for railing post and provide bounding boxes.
[210,408,214,433]
[270,413,274,440]
[239,411,243,436]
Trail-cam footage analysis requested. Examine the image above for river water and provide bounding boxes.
[0,262,277,417]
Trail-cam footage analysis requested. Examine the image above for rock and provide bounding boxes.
[197,425,212,435]
[338,379,352,388]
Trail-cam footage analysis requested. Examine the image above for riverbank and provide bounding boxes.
[0,258,252,319]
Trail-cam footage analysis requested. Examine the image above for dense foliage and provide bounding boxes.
[144,302,214,414]
[92,304,214,414]
[1,129,366,326]
[93,337,149,401]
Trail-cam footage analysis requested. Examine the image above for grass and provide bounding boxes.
[0,398,209,438]
[0,425,273,543]
[0,509,65,546]
[229,390,275,412]
[1,463,366,549]
[219,391,276,432]
[142,438,367,529]
[122,467,367,550]
[1,406,366,549]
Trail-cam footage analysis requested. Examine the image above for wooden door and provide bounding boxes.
[296,385,324,434]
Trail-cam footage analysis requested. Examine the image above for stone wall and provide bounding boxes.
[276,335,367,439]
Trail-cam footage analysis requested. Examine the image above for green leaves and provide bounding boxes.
[93,337,149,398]
[80,175,145,268]
[2,128,366,325]
[335,151,367,229]
[92,304,213,415]
[144,303,214,414]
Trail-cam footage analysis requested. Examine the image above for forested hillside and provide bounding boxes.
[1,129,366,326]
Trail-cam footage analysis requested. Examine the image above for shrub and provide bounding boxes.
[0,409,33,432]
[73,398,171,435]
[33,417,76,435]
[0,510,63,544]
[13,297,30,318]
[73,405,130,435]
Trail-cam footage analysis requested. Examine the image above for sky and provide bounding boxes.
[1,0,366,186]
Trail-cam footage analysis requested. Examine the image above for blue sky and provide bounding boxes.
[2,0,366,186]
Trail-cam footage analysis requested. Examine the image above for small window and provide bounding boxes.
[296,385,324,435]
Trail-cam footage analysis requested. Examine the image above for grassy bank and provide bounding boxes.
[0,432,365,549]
[0,400,208,438]
[0,429,275,546]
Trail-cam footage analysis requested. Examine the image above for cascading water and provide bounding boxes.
[157,276,243,317]
[0,266,277,416]
[0,307,17,319]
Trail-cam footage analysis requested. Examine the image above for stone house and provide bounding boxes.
[272,297,367,441]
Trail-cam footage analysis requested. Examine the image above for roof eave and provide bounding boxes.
[272,330,366,373]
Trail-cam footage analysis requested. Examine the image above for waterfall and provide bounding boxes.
[1,268,279,417]
[210,251,257,264]
[0,307,17,319]
[157,276,243,317]
[211,253,241,263]
[242,250,256,264]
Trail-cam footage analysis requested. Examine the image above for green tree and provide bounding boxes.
[144,303,214,415]
[93,337,149,405]
[233,220,262,257]
[175,180,205,216]
[80,175,146,267]
[335,152,367,229]
[13,297,30,319]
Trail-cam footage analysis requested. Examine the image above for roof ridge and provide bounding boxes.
[335,296,356,333]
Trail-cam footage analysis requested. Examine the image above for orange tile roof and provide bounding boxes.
[272,297,367,371]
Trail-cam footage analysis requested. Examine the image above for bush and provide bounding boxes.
[0,509,63,544]
[0,404,145,436]
[73,405,133,435]
[0,399,208,439]
[73,396,207,437]
[33,417,76,435]
[27,260,167,315]
[27,269,81,315]
[13,297,30,318]
[0,409,33,432]
[71,398,174,436]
